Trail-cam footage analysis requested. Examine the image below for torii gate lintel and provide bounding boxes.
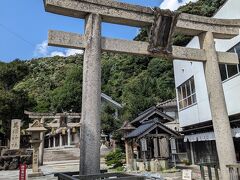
[45,0,240,39]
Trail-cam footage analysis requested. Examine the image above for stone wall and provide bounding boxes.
[133,159,169,172]
[0,155,32,170]
[0,148,32,170]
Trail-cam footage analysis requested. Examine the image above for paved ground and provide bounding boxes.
[0,160,79,180]
[0,159,106,180]
[0,162,212,180]
[0,169,56,180]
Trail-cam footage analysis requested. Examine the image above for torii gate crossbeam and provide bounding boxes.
[43,0,240,179]
[48,30,238,64]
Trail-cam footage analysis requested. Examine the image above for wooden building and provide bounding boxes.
[120,103,185,172]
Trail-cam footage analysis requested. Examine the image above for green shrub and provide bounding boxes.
[182,159,191,166]
[105,149,125,168]
[115,166,124,172]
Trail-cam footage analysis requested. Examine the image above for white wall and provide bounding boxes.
[174,0,240,127]
[223,75,240,116]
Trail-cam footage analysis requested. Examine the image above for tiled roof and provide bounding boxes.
[126,120,180,139]
[126,122,155,139]
[101,93,123,109]
[157,99,177,108]
[130,106,173,125]
[119,121,136,131]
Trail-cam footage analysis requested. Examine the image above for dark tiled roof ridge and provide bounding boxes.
[126,120,180,139]
[157,98,177,108]
[138,106,156,116]
[131,106,174,125]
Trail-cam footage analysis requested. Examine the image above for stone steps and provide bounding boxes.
[43,148,80,162]
[43,146,112,162]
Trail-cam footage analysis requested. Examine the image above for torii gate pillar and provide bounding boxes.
[200,32,236,180]
[79,14,102,175]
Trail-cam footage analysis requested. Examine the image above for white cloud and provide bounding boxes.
[50,51,65,57]
[65,49,84,56]
[160,0,198,11]
[34,40,48,56]
[34,40,84,58]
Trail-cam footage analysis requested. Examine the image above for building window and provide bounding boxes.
[219,42,240,81]
[177,77,196,110]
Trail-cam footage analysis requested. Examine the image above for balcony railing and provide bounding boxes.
[227,164,240,180]
[198,163,220,180]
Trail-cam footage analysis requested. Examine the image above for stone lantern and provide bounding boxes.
[100,130,108,145]
[26,120,47,177]
[100,130,110,157]
[119,121,136,171]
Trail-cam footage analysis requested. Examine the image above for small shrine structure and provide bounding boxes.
[120,106,181,171]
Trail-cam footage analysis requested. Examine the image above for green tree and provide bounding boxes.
[101,104,122,134]
[0,60,29,90]
[0,89,35,137]
[51,66,83,112]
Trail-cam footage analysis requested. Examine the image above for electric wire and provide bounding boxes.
[0,23,35,48]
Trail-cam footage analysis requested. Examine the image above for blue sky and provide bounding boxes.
[0,0,193,62]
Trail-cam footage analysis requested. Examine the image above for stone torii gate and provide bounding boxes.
[25,111,81,166]
[43,0,240,178]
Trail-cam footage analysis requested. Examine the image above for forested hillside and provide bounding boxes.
[0,0,226,136]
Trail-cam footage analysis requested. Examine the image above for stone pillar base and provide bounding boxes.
[28,171,44,177]
[133,159,137,171]
[149,159,169,172]
[159,159,169,170]
[137,162,145,171]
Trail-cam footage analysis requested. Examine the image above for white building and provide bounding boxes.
[173,0,240,164]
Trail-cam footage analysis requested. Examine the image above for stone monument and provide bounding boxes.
[10,119,21,150]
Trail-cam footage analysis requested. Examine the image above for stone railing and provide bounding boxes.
[198,162,220,180]
[227,164,240,180]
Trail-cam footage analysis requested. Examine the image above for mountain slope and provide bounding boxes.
[0,0,226,136]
